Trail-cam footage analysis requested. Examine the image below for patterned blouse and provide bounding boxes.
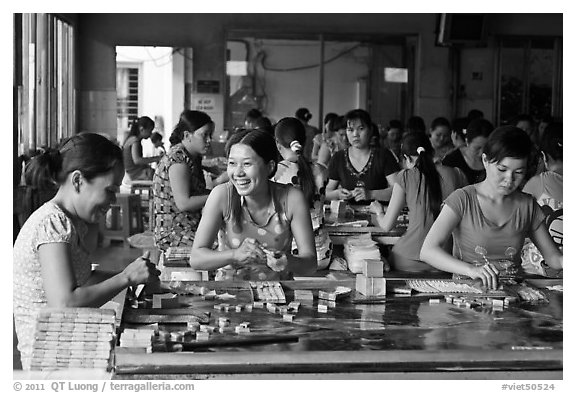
[215,182,293,281]
[152,143,207,252]
[13,201,92,370]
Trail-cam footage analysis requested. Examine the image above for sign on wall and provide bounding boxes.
[194,97,216,111]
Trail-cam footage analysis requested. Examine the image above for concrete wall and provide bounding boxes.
[76,13,562,136]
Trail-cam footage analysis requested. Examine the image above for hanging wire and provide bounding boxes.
[259,43,363,72]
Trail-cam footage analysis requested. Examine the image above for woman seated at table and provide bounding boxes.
[152,110,213,252]
[442,118,494,184]
[13,133,160,370]
[420,126,563,289]
[315,115,349,170]
[325,109,400,203]
[123,116,162,182]
[521,122,563,276]
[370,132,467,272]
[189,129,317,281]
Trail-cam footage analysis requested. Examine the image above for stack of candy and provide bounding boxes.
[344,233,381,273]
[30,308,116,371]
[119,327,155,353]
[164,246,193,266]
[249,281,286,304]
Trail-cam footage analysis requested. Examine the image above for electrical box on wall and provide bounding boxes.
[436,14,488,47]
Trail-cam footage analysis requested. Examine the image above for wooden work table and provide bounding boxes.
[114,276,563,379]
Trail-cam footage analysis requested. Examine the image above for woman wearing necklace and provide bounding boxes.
[189,129,317,281]
[325,109,400,203]
[442,118,493,184]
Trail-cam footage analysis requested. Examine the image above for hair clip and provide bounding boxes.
[290,140,302,153]
[416,146,425,154]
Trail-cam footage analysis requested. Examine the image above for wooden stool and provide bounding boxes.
[99,193,143,248]
[129,180,154,232]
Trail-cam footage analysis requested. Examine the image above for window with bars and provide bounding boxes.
[116,66,140,139]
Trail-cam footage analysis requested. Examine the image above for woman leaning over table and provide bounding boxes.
[370,132,467,272]
[420,126,562,290]
[152,110,213,252]
[325,109,400,204]
[189,129,317,281]
[13,133,159,370]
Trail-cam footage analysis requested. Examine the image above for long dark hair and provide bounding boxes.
[274,117,315,206]
[26,133,123,189]
[127,116,155,138]
[401,132,442,218]
[225,129,280,231]
[169,110,213,146]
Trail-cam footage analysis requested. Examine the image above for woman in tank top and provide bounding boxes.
[189,129,317,281]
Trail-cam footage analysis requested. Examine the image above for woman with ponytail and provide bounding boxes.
[152,110,214,251]
[189,129,317,281]
[122,116,162,181]
[273,117,325,207]
[370,132,467,272]
[13,133,160,370]
[273,118,332,269]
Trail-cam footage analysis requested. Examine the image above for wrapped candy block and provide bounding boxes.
[356,275,386,297]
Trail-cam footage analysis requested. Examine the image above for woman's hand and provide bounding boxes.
[265,250,288,272]
[337,188,353,200]
[122,251,161,286]
[369,201,384,215]
[467,262,500,290]
[352,186,368,202]
[232,238,266,266]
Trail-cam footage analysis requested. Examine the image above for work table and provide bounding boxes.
[114,276,562,379]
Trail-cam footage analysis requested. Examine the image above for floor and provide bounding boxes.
[13,242,143,370]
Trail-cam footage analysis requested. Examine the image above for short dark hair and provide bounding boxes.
[484,126,533,163]
[540,122,563,161]
[295,108,312,122]
[465,118,494,143]
[25,133,122,189]
[150,132,163,143]
[245,108,263,121]
[430,117,451,130]
[170,110,213,146]
[407,116,426,133]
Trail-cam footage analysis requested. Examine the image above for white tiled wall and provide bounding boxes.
[79,89,117,139]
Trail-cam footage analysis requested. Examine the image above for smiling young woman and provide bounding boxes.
[189,129,317,281]
[13,133,160,370]
[420,126,563,289]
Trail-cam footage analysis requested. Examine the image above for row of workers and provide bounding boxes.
[13,108,562,369]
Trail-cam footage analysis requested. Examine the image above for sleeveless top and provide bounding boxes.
[215,182,293,281]
[123,136,149,180]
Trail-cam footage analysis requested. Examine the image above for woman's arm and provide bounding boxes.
[168,163,210,212]
[316,142,331,169]
[311,134,322,162]
[131,142,160,165]
[285,187,317,275]
[189,186,245,270]
[529,222,563,270]
[420,205,499,289]
[39,246,158,308]
[325,179,352,201]
[370,183,405,231]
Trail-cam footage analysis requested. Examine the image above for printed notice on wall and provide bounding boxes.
[194,97,215,111]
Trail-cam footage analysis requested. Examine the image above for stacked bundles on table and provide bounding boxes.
[30,308,116,371]
[344,233,381,273]
[355,260,386,297]
[314,227,332,269]
[249,281,286,303]
[164,246,192,267]
[119,327,155,353]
